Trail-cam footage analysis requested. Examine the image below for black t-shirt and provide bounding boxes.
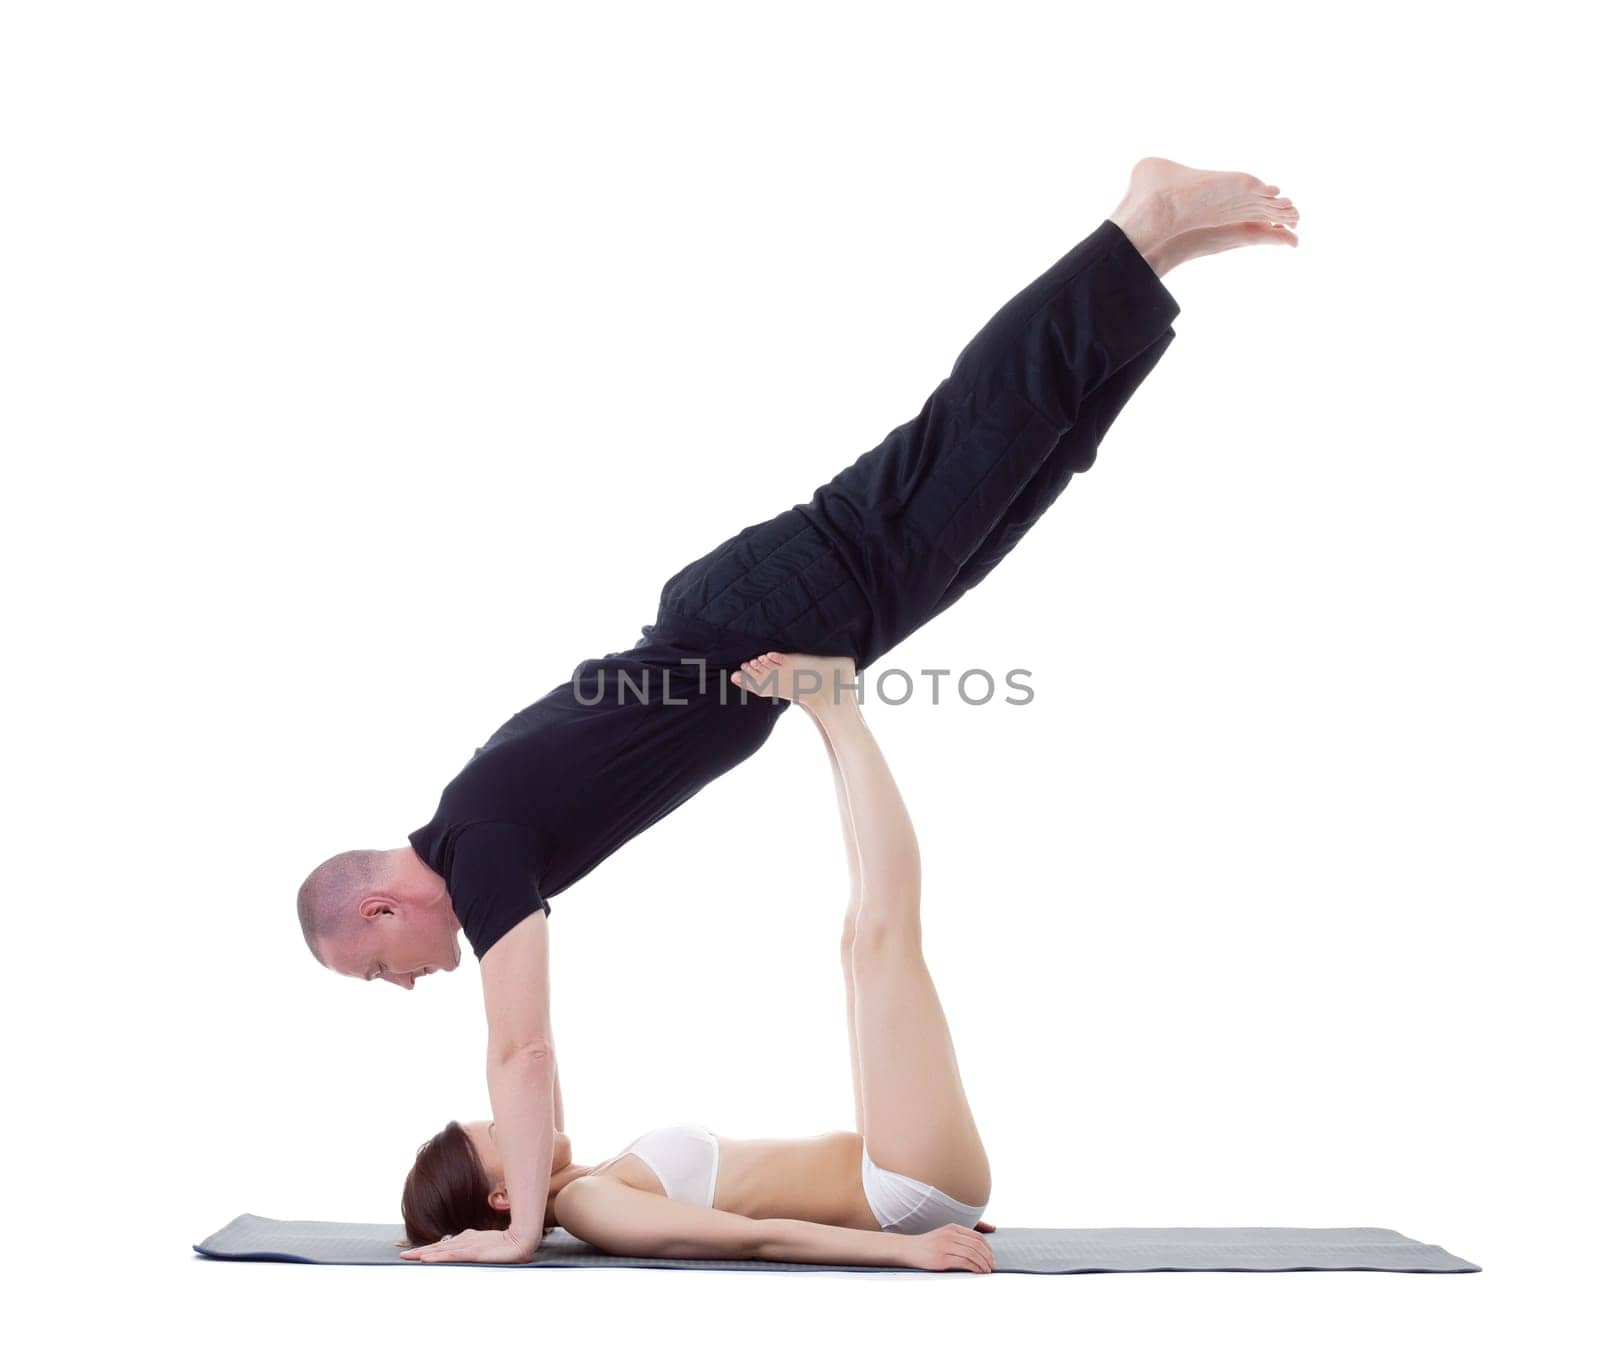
[409,618,790,959]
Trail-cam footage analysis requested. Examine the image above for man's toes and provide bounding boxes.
[1245,222,1297,248]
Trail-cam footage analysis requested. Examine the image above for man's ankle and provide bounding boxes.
[1110,190,1171,263]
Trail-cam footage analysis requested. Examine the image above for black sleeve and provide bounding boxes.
[446,821,550,960]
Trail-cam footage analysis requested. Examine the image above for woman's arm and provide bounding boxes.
[554,1174,907,1267]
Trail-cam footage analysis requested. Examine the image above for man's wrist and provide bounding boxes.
[507,1223,544,1249]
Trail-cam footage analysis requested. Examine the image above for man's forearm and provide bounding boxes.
[487,1046,556,1242]
[753,1218,907,1267]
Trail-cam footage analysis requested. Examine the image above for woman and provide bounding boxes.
[402,650,998,1273]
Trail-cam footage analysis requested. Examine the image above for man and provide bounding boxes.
[297,156,1298,1262]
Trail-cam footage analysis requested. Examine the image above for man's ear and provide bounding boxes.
[356,893,397,922]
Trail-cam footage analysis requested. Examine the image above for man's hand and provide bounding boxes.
[400,1227,542,1264]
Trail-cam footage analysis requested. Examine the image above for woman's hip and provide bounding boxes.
[859,1143,989,1235]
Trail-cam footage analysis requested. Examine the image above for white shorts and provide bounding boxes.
[860,1144,988,1235]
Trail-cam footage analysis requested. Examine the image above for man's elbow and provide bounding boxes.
[490,1037,556,1068]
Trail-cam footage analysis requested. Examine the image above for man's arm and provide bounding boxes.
[402,910,555,1264]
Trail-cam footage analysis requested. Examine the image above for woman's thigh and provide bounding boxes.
[850,929,991,1208]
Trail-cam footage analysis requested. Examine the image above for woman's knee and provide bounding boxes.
[840,900,861,961]
[851,900,923,959]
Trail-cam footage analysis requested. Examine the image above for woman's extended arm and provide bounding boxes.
[553,1174,990,1271]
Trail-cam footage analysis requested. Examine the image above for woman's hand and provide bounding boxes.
[400,1227,542,1264]
[898,1223,995,1273]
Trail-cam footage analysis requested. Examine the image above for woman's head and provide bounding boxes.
[401,1120,508,1247]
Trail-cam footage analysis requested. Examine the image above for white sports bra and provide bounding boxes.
[618,1123,720,1207]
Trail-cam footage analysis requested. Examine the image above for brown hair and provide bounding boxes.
[401,1121,511,1247]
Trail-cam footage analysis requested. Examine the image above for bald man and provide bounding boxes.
[297,156,1298,1262]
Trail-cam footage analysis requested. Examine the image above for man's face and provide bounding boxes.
[321,904,462,989]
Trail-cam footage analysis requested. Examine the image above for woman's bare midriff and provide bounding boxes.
[586,1129,881,1231]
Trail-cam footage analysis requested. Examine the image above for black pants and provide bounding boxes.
[654,218,1181,670]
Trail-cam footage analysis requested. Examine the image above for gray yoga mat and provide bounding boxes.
[195,1215,1479,1273]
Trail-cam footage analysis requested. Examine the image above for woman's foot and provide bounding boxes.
[731,651,858,713]
[1110,156,1298,269]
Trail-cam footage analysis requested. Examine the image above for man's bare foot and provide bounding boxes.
[1145,220,1297,277]
[1110,156,1298,269]
[730,650,858,713]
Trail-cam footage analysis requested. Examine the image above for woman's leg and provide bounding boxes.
[807,711,869,1134]
[732,652,990,1206]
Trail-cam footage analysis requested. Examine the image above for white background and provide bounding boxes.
[3,1,1595,1359]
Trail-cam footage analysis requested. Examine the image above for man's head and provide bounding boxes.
[297,847,462,987]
